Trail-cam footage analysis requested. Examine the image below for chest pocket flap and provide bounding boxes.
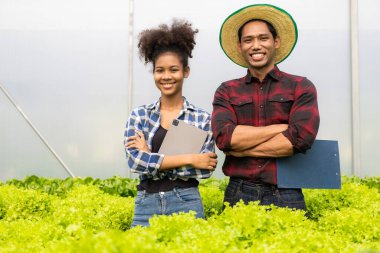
[229,97,254,125]
[268,95,294,103]
[230,97,253,106]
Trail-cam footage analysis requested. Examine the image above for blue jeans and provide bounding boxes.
[131,187,205,227]
[224,178,306,210]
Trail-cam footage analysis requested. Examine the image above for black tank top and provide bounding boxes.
[137,125,198,193]
[151,125,167,153]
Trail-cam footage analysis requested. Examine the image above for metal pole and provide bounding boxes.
[350,0,361,177]
[0,83,75,178]
[126,0,134,178]
[127,0,134,117]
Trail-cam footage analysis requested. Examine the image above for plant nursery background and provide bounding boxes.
[1,0,379,180]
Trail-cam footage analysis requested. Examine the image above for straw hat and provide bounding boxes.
[219,4,298,67]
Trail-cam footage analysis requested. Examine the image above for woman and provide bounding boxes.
[124,19,217,227]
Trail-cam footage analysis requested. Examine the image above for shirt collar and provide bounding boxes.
[147,96,195,112]
[244,65,281,84]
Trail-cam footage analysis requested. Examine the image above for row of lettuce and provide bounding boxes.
[0,176,379,253]
[3,174,379,197]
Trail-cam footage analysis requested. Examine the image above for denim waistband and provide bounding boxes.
[137,186,198,196]
[230,177,277,189]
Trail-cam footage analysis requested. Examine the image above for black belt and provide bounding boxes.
[137,177,198,193]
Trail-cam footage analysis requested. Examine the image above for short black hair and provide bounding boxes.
[238,19,277,42]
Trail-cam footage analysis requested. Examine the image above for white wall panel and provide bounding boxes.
[0,0,130,180]
[358,0,380,177]
[133,0,352,177]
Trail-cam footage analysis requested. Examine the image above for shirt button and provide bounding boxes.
[260,105,264,108]
[258,165,262,168]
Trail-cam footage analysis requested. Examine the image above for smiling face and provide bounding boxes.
[238,20,280,74]
[153,52,189,99]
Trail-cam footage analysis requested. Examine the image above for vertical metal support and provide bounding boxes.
[0,83,75,178]
[126,0,134,178]
[127,0,134,116]
[350,0,361,176]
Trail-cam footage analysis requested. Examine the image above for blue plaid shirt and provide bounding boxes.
[124,97,215,181]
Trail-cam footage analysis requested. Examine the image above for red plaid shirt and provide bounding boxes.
[212,66,320,185]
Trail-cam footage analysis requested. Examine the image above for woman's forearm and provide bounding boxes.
[160,153,218,171]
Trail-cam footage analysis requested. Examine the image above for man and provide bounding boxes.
[212,4,320,210]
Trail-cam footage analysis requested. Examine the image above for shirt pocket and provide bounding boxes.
[230,97,254,125]
[267,95,294,122]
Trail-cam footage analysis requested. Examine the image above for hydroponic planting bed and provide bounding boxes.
[0,176,379,253]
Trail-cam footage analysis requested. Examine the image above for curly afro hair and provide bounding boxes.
[137,19,199,69]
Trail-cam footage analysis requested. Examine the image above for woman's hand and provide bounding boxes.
[125,130,150,152]
[190,153,218,170]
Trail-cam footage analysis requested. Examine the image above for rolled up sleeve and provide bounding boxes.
[211,84,237,151]
[282,78,320,153]
[124,109,164,176]
[197,113,215,178]
[201,113,216,154]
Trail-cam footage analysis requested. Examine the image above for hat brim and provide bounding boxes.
[220,4,298,67]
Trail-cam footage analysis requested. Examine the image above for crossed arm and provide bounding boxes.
[126,130,217,171]
[211,79,319,159]
[226,125,293,158]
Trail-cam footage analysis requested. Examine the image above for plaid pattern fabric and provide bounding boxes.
[124,97,215,181]
[212,66,320,185]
